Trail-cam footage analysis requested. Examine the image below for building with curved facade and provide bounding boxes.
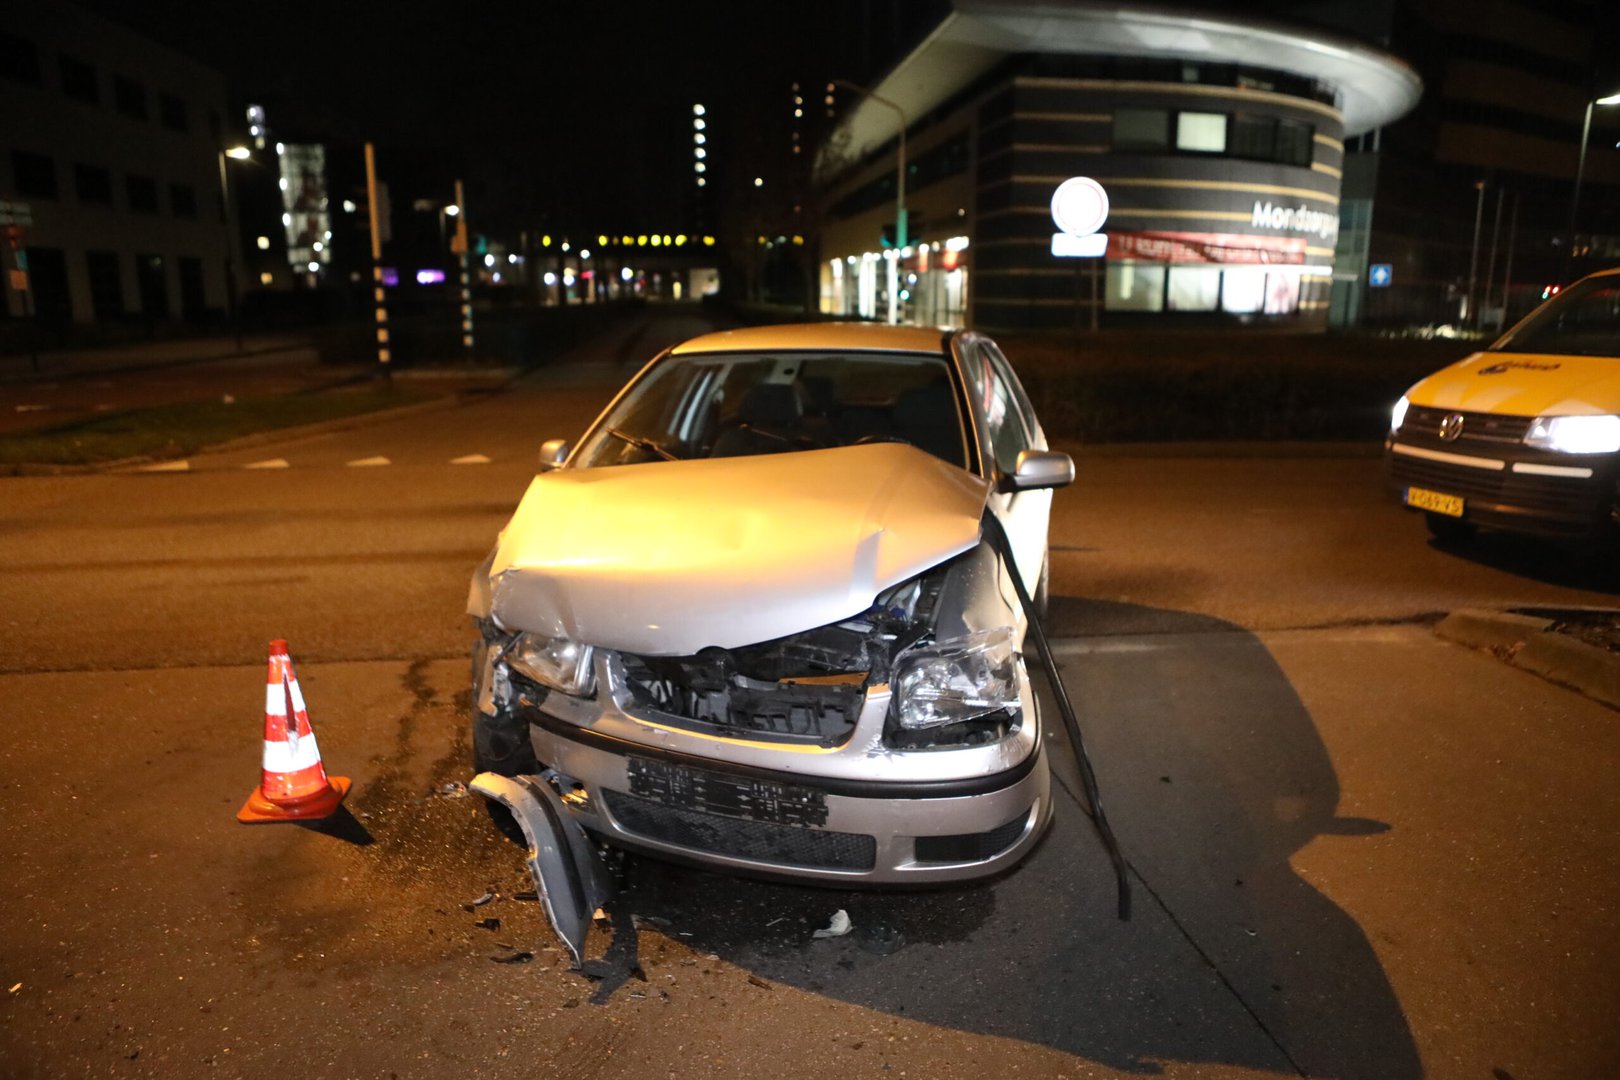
[816,0,1421,330]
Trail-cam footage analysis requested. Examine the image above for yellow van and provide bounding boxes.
[1386,267,1620,547]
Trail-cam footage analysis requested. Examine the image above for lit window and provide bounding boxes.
[1220,267,1265,314]
[1166,266,1221,310]
[1176,112,1227,153]
[1106,263,1165,312]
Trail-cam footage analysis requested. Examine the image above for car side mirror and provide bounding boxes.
[538,438,571,471]
[1005,449,1074,491]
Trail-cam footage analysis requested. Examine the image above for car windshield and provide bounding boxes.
[573,350,968,468]
[1494,276,1620,357]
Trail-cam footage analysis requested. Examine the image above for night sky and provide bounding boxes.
[81,1,943,231]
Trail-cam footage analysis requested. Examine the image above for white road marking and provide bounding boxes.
[136,460,191,472]
[244,458,291,470]
[15,404,48,413]
[346,456,391,467]
[450,454,491,464]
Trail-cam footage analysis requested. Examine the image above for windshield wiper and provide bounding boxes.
[605,427,683,462]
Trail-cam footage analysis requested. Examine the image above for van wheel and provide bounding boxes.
[1424,512,1477,545]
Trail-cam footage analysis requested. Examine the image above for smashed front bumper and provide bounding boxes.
[480,648,1050,885]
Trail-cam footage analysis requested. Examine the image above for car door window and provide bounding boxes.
[969,344,1032,475]
[983,341,1039,446]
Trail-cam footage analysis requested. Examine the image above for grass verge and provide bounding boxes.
[0,384,432,466]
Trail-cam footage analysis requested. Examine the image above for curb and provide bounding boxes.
[1435,608,1620,711]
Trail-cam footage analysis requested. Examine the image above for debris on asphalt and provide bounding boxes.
[490,950,534,964]
[8,982,20,993]
[561,998,580,1009]
[436,781,470,799]
[462,889,496,911]
[813,909,853,939]
[473,917,501,931]
[631,914,671,931]
[747,975,774,990]
[765,917,787,927]
[512,890,539,902]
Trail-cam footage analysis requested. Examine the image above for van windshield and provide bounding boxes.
[1495,276,1620,357]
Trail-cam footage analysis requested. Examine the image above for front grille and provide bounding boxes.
[614,652,864,745]
[914,809,1031,864]
[1389,452,1611,527]
[603,789,877,871]
[1404,407,1534,445]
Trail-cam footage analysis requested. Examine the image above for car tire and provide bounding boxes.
[1424,512,1477,545]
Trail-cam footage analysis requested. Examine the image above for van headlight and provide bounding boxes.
[892,627,1019,730]
[1523,415,1620,455]
[1390,395,1410,433]
[507,633,595,696]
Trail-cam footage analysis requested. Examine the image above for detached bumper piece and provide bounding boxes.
[469,770,614,968]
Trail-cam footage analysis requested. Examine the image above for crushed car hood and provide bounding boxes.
[477,442,992,654]
[1409,352,1620,416]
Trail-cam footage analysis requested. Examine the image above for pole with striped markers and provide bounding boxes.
[364,142,390,378]
[454,179,474,356]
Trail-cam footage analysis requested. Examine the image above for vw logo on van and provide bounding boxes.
[1438,413,1466,442]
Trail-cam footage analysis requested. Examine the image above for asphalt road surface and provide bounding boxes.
[3,308,1616,1078]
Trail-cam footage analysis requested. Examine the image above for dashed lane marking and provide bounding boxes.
[346,456,391,467]
[244,458,291,470]
[450,454,491,464]
[136,460,191,472]
[14,404,49,413]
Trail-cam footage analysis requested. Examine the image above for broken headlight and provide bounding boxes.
[508,632,595,697]
[892,627,1018,730]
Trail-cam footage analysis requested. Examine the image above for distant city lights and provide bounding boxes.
[417,269,446,285]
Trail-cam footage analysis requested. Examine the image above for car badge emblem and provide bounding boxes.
[1438,413,1466,442]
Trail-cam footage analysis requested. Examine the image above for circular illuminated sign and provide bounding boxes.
[1050,177,1109,237]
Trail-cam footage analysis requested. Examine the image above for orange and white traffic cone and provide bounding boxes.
[237,639,351,824]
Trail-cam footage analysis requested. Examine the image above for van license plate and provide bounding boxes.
[1405,486,1464,517]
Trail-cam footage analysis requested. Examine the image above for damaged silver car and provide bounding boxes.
[467,324,1074,903]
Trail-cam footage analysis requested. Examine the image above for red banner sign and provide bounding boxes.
[1107,230,1307,265]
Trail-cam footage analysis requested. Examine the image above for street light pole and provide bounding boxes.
[1564,91,1620,283]
[217,145,250,353]
[833,78,907,325]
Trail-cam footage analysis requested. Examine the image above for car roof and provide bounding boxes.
[668,322,953,356]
